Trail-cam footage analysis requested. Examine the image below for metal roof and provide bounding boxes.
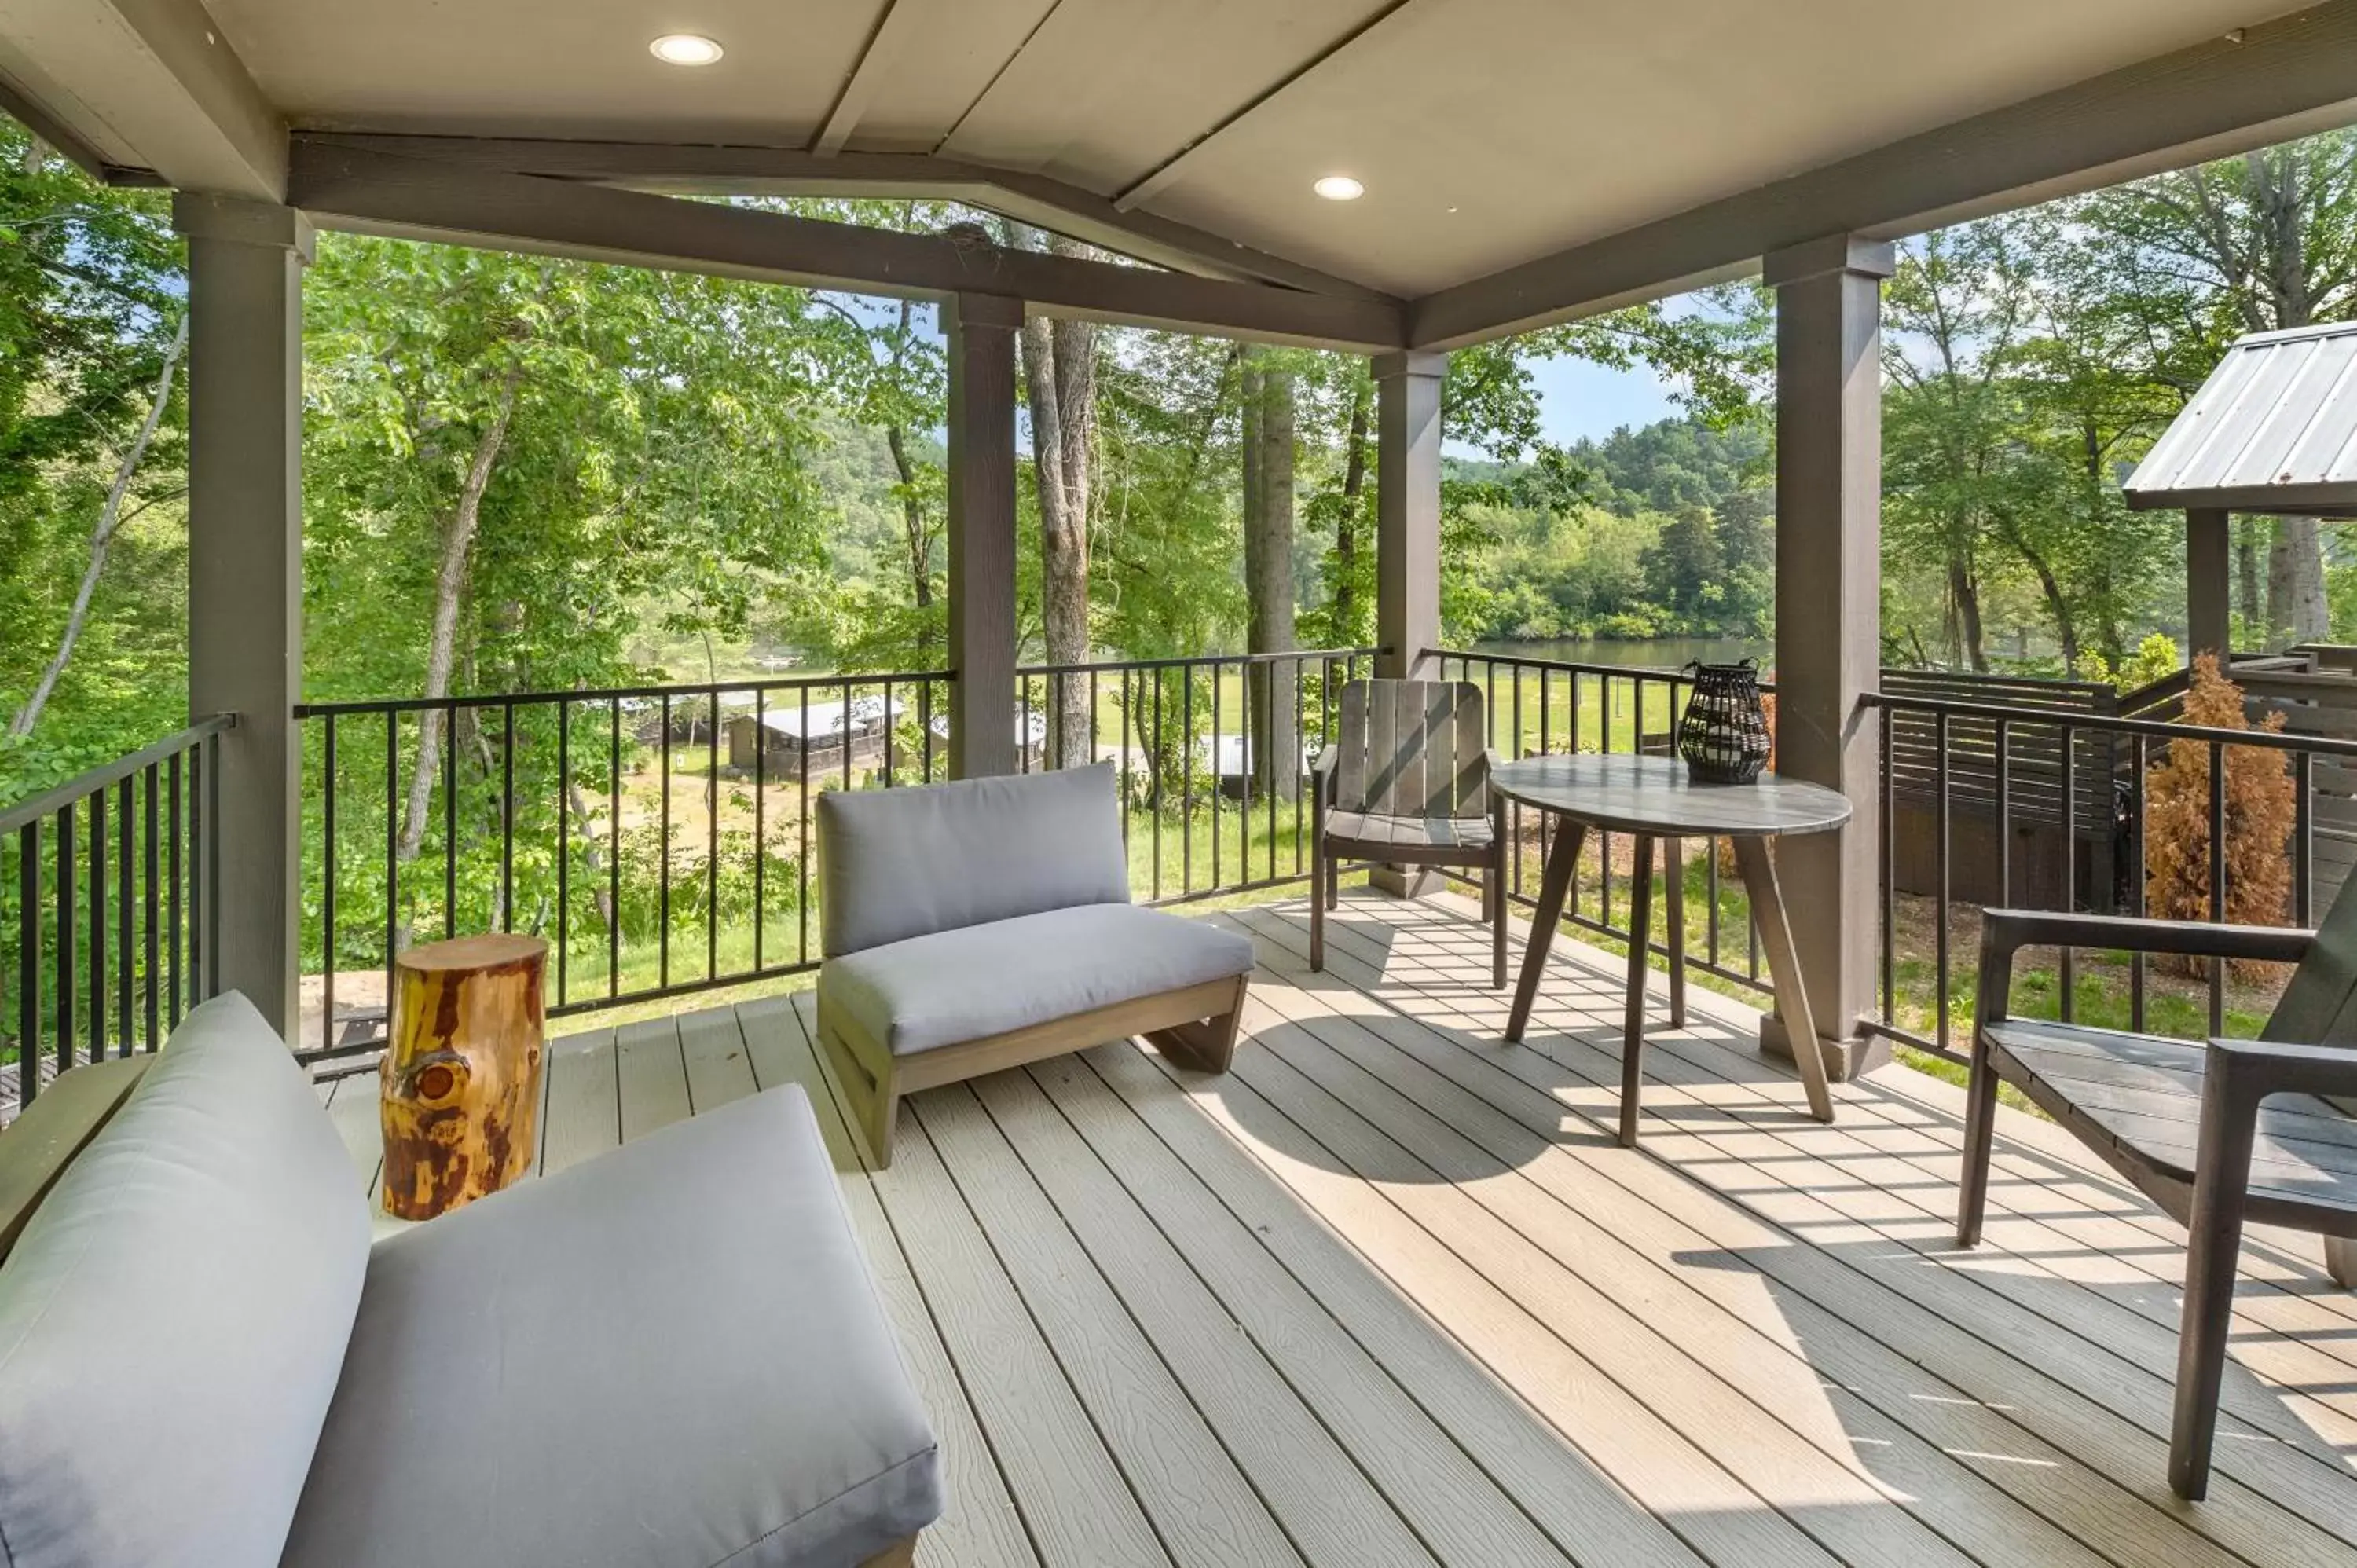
[2124,322,2357,517]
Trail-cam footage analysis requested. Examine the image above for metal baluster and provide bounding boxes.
[502,701,518,935]
[442,702,456,940]
[1293,657,1306,878]
[1879,709,1894,1024]
[89,783,105,1065]
[141,765,158,1052]
[659,694,672,991]
[323,713,338,1055]
[1208,665,1219,889]
[2296,749,2315,925]
[2207,738,2225,1036]
[753,688,766,974]
[167,753,181,1028]
[2130,733,2147,1032]
[1182,664,1195,895]
[384,711,398,1028]
[706,686,720,981]
[55,803,74,1079]
[557,701,570,1006]
[608,700,622,999]
[1935,710,1952,1056]
[2060,722,2077,1024]
[798,686,811,966]
[1153,671,1164,901]
[15,822,38,1103]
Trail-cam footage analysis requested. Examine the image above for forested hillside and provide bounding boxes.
[12,114,2357,806]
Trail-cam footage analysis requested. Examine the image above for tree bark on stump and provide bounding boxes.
[381,933,548,1220]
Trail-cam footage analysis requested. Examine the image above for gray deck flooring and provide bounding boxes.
[319,892,2357,1567]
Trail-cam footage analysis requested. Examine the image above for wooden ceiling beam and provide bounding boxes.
[0,0,284,199]
[298,132,1389,301]
[1410,3,2357,349]
[287,138,1406,351]
[812,0,933,157]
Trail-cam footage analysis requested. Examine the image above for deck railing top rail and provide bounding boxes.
[0,716,235,835]
[1860,689,2357,759]
[292,671,955,720]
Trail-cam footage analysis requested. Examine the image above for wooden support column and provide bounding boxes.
[175,194,310,1038]
[1371,350,1447,896]
[1375,350,1445,681]
[1764,234,1893,1083]
[2186,507,2232,665]
[945,292,1022,779]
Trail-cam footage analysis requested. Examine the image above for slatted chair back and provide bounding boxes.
[1331,680,1489,819]
[2265,864,2357,1048]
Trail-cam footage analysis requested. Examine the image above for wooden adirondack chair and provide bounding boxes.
[1310,679,1507,986]
[1962,875,2357,1500]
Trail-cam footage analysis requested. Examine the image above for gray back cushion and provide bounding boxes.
[819,763,1130,956]
[0,992,371,1568]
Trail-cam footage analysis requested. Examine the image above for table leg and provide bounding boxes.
[1662,835,1686,1028]
[1504,819,1584,1043]
[1732,834,1835,1123]
[1620,833,1655,1147]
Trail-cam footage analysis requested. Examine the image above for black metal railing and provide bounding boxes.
[294,672,951,1061]
[2,716,230,1106]
[1018,649,1382,904]
[1431,650,1776,1000]
[1862,690,2357,1065]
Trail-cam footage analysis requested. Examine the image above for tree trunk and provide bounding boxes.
[1946,556,1988,672]
[399,369,522,866]
[1334,376,1370,639]
[380,933,547,1219]
[7,312,188,738]
[1245,356,1298,800]
[2235,521,2263,650]
[883,424,933,612]
[1006,229,1098,771]
[2266,515,2329,648]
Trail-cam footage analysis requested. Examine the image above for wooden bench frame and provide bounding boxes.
[817,973,1250,1168]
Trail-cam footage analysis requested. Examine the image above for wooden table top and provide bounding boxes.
[1489,753,1851,838]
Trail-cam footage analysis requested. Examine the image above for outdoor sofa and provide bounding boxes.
[0,991,941,1568]
[815,762,1255,1165]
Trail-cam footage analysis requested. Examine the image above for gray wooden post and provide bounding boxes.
[1765,234,1893,1083]
[1375,350,1445,680]
[945,292,1022,779]
[2187,507,2232,665]
[174,194,311,1039]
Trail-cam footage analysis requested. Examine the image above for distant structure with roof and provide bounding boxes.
[2126,321,2357,664]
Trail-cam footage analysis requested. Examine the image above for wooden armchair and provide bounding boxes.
[1961,882,2357,1500]
[1310,679,1507,986]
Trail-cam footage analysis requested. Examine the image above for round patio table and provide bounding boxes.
[1489,753,1850,1146]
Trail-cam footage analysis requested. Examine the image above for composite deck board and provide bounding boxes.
[539,1025,619,1174]
[1279,899,2357,1563]
[309,892,2357,1568]
[747,997,1038,1568]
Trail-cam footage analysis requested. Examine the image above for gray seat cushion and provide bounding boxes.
[0,992,371,1568]
[820,903,1255,1057]
[282,1083,941,1568]
[818,763,1128,957]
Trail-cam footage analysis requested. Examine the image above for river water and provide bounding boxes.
[1465,636,1773,671]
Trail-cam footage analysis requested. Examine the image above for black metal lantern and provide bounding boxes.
[1676,660,1771,784]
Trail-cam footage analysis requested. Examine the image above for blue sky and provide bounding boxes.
[1520,353,1681,448]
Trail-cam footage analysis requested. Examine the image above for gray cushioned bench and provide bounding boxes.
[816,764,1255,1165]
[0,993,940,1568]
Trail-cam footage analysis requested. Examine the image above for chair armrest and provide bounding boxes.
[2206,1035,2357,1102]
[1975,910,2314,1038]
[1310,746,1340,808]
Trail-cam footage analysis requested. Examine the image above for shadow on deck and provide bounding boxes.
[319,891,2357,1567]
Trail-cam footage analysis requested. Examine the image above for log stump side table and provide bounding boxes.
[381,933,549,1220]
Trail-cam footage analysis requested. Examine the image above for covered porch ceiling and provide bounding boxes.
[5,0,2356,349]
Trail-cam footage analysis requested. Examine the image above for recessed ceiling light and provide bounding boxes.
[650,33,724,65]
[1313,175,1364,202]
